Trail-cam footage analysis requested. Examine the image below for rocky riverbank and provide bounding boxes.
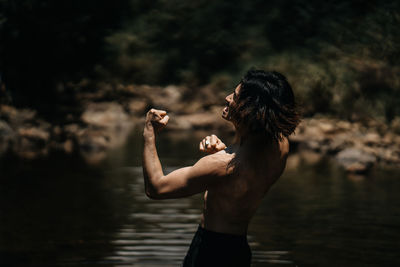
[1,83,399,172]
[290,117,400,173]
[0,103,134,164]
[0,83,231,163]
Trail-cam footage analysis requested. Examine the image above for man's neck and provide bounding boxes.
[236,131,273,148]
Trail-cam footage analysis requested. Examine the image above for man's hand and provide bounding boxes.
[144,108,170,135]
[199,134,227,154]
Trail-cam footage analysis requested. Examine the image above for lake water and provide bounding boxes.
[1,130,399,267]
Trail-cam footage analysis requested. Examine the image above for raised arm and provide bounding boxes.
[142,109,231,200]
[142,109,168,198]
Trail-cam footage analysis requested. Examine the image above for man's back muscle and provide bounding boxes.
[201,137,289,235]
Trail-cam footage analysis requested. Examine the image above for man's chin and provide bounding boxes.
[221,112,229,121]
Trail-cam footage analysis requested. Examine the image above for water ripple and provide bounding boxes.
[97,168,296,266]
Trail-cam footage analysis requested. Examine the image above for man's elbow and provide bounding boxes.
[145,189,163,200]
[145,185,168,200]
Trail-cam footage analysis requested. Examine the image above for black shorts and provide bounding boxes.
[183,225,252,267]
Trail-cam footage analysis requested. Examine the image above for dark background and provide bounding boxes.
[1,0,399,121]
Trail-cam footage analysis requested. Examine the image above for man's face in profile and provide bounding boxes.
[222,84,240,121]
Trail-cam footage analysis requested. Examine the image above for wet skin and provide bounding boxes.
[142,84,289,235]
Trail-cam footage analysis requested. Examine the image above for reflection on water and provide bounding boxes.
[1,130,400,266]
[104,166,199,267]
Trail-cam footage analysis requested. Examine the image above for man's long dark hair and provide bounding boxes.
[232,69,301,142]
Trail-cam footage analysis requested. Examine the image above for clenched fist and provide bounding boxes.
[145,108,170,133]
[199,134,227,154]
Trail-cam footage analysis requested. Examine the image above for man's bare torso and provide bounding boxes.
[200,137,289,235]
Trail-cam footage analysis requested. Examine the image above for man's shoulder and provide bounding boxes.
[194,151,234,177]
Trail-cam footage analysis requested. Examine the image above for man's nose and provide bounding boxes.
[225,93,233,102]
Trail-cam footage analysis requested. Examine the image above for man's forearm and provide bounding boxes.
[143,124,164,196]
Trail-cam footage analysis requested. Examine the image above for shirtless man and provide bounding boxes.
[142,70,300,267]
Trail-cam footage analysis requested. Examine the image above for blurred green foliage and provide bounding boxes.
[1,0,399,121]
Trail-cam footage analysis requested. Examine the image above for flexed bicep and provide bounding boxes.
[148,154,231,199]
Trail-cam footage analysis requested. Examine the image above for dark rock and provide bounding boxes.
[168,108,233,132]
[0,120,14,155]
[126,99,148,115]
[64,124,80,136]
[326,136,353,154]
[363,132,381,146]
[134,85,186,112]
[336,148,377,173]
[0,105,37,126]
[63,139,74,154]
[14,127,50,159]
[390,117,400,134]
[78,102,134,163]
[81,102,130,129]
[77,130,109,152]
